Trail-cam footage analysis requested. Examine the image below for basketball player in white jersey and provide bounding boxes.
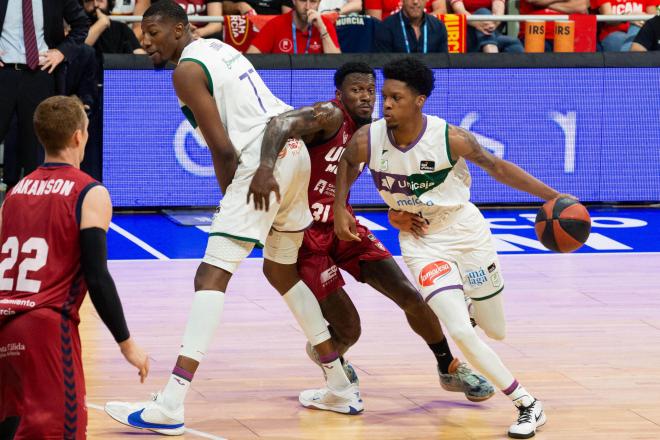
[104,1,362,435]
[334,57,572,439]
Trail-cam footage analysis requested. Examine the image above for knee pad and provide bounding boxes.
[447,321,479,347]
[481,321,506,341]
[203,235,255,274]
[263,230,303,265]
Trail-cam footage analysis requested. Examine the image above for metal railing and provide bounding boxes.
[110,14,656,23]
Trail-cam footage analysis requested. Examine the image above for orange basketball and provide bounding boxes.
[535,197,591,253]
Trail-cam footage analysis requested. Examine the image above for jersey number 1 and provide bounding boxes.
[239,69,267,113]
[0,237,49,293]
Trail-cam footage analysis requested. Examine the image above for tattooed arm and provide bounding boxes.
[447,124,561,201]
[247,102,344,210]
[259,102,344,170]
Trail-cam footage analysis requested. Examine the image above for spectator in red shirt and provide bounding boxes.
[135,0,224,39]
[519,0,588,50]
[449,0,523,52]
[593,0,657,51]
[247,0,341,53]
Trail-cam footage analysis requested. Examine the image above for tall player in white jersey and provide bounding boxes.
[104,1,362,435]
[335,57,573,439]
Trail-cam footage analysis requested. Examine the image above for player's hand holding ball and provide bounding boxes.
[535,195,591,253]
[119,338,150,383]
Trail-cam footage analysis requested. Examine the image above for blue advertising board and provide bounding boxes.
[103,67,660,207]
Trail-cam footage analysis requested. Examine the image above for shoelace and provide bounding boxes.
[456,364,484,386]
[516,404,534,424]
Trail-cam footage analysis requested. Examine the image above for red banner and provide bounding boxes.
[438,14,467,53]
[571,14,597,53]
[222,15,278,53]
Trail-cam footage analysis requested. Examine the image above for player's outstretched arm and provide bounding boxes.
[79,185,149,383]
[333,125,370,241]
[173,62,239,194]
[248,102,344,211]
[448,124,561,201]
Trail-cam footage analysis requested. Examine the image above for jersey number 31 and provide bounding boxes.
[0,237,48,293]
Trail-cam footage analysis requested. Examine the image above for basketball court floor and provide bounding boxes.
[84,207,660,439]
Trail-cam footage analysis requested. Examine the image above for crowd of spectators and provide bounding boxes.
[110,0,660,54]
[0,0,658,193]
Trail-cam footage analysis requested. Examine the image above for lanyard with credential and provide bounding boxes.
[292,21,313,54]
[399,12,427,54]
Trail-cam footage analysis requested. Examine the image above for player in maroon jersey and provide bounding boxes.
[247,63,494,405]
[0,96,149,439]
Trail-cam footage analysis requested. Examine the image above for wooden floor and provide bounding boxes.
[83,254,660,440]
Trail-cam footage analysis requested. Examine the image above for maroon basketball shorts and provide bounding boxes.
[297,220,392,301]
[0,308,87,439]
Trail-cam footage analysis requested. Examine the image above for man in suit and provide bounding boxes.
[0,0,89,190]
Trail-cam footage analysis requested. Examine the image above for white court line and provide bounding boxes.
[109,222,170,260]
[108,251,660,263]
[87,403,227,440]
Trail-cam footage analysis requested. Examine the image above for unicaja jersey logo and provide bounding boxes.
[418,261,451,287]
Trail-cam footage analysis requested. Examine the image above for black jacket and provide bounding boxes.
[0,0,89,62]
[376,11,448,54]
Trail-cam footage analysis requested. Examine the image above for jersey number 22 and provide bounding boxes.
[0,237,48,293]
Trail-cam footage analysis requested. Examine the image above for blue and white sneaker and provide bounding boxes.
[104,392,185,436]
[299,384,364,415]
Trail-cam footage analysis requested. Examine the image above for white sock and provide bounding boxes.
[162,290,225,408]
[282,281,331,345]
[162,368,192,410]
[319,353,351,391]
[505,381,534,407]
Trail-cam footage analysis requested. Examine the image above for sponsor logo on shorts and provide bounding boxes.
[420,160,435,172]
[0,342,26,359]
[487,262,497,273]
[419,261,451,287]
[466,268,488,288]
[320,265,339,285]
[279,138,302,158]
[491,272,502,288]
[367,233,386,251]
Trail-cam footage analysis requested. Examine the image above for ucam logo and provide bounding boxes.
[173,119,215,177]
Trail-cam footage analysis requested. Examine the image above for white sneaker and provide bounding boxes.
[104,392,185,436]
[299,384,364,415]
[508,399,546,439]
